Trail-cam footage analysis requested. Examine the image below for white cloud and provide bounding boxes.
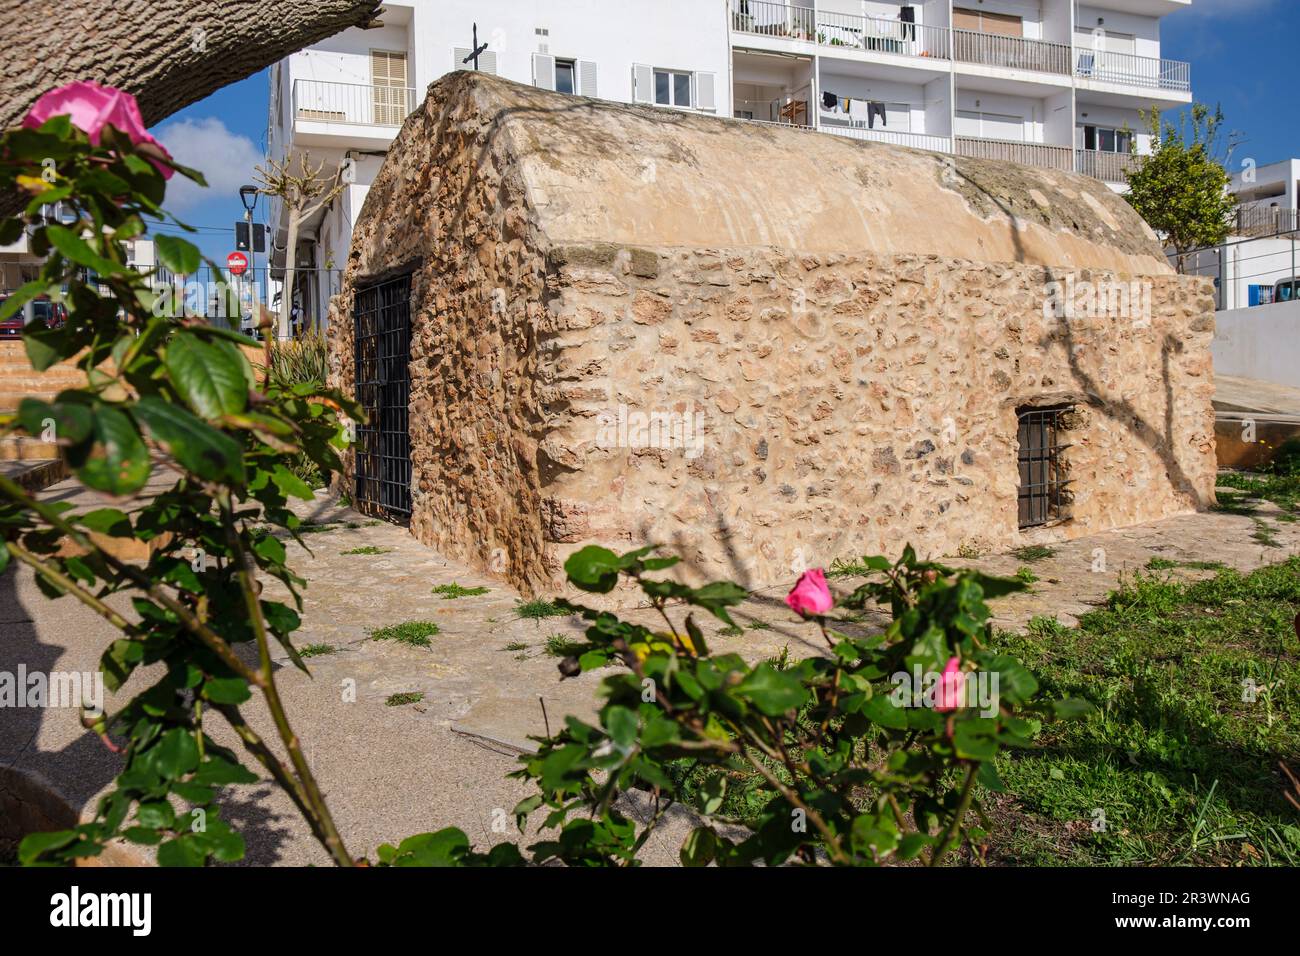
[154,117,263,212]
[1184,0,1278,16]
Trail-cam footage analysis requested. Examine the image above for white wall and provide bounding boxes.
[1213,300,1300,390]
[1075,4,1163,59]
[408,0,731,114]
[954,89,1046,142]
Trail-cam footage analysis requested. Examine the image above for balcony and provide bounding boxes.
[735,89,813,128]
[1075,148,1142,184]
[1234,205,1300,239]
[1074,49,1191,93]
[822,126,952,154]
[953,30,1071,76]
[291,79,416,131]
[954,136,1073,172]
[731,1,950,62]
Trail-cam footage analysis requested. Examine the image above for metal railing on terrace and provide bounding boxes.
[954,136,1073,171]
[821,125,952,153]
[1073,48,1191,93]
[1074,148,1142,184]
[735,89,813,127]
[1234,205,1300,239]
[730,1,950,60]
[291,79,416,128]
[953,29,1071,75]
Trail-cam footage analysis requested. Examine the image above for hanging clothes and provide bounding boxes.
[900,5,917,41]
[868,101,888,129]
[849,99,871,125]
[822,90,839,111]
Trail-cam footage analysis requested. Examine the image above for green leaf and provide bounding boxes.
[154,234,202,275]
[164,333,249,419]
[132,396,245,484]
[157,835,206,867]
[689,581,748,625]
[271,464,315,501]
[1051,697,1096,719]
[78,508,133,537]
[952,721,999,761]
[71,406,150,495]
[390,828,470,867]
[135,801,176,830]
[680,826,717,867]
[45,224,124,275]
[201,676,251,705]
[191,755,258,786]
[564,545,622,593]
[150,728,200,780]
[734,663,809,716]
[18,829,77,864]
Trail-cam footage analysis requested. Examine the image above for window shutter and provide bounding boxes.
[453,47,470,70]
[577,60,598,98]
[478,51,499,75]
[632,63,654,104]
[695,71,716,111]
[532,53,556,90]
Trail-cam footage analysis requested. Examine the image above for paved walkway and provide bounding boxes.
[2,476,1297,865]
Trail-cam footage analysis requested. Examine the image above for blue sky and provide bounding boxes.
[148,0,1299,267]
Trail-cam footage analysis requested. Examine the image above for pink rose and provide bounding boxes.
[935,657,965,712]
[785,568,833,617]
[23,81,173,179]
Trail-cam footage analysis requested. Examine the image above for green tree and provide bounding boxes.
[1124,103,1238,272]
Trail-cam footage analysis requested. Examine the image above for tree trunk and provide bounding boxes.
[280,210,302,340]
[0,0,383,212]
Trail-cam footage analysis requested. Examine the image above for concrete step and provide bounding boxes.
[0,458,69,495]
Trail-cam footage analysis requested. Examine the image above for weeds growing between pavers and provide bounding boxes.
[432,582,490,599]
[543,633,586,658]
[385,692,425,707]
[1013,545,1056,563]
[298,644,337,659]
[514,599,569,621]
[341,545,392,556]
[370,621,440,648]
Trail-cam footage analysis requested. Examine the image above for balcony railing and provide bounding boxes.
[1074,49,1191,93]
[1075,148,1142,183]
[953,29,1071,75]
[1234,205,1300,239]
[735,89,813,128]
[731,1,950,60]
[291,79,416,128]
[955,136,1073,171]
[822,125,952,153]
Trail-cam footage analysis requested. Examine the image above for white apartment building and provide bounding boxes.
[266,0,1194,324]
[1230,158,1300,239]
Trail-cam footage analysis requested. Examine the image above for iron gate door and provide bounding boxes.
[353,275,412,521]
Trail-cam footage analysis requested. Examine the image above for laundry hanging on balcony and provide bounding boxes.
[821,91,888,129]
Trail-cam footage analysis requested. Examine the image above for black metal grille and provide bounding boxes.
[1017,405,1071,529]
[354,274,412,521]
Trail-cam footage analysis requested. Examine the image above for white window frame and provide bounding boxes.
[654,68,694,108]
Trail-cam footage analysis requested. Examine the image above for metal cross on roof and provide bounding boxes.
[462,22,489,71]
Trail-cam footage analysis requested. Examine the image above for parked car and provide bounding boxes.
[0,295,67,336]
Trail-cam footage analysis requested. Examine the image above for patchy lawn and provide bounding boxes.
[986,558,1300,866]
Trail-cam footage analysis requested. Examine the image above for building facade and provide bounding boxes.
[267,0,1194,327]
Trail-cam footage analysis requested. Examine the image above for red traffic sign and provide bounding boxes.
[227,252,249,276]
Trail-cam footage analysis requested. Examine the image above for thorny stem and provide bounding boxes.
[928,763,980,867]
[739,747,850,865]
[0,474,265,690]
[216,491,354,867]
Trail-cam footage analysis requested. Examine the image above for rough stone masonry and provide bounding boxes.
[327,72,1217,598]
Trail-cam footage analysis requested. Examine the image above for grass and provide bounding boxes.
[432,582,490,599]
[984,559,1300,865]
[827,557,876,579]
[543,633,585,658]
[1012,544,1056,563]
[370,621,440,648]
[1014,566,1039,585]
[502,641,529,652]
[718,624,744,638]
[1146,557,1228,572]
[747,619,772,631]
[341,545,392,556]
[298,643,336,659]
[515,599,570,621]
[385,692,424,707]
[267,332,330,489]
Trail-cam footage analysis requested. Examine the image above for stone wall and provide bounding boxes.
[536,245,1217,589]
[330,73,1218,597]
